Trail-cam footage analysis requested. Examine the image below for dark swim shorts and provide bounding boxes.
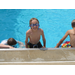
[27,41,42,48]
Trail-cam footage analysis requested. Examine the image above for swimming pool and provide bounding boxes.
[0,9,75,48]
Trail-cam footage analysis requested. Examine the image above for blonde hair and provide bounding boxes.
[29,18,39,25]
[71,19,75,27]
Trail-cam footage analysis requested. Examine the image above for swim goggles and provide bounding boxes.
[30,23,40,27]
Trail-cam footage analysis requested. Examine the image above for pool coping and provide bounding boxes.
[0,61,75,65]
[0,48,75,51]
[0,48,75,65]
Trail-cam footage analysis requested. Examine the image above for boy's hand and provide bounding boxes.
[42,46,46,48]
[55,46,57,48]
[55,46,58,48]
[9,46,14,48]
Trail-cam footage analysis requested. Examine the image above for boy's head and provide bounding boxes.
[7,38,17,45]
[29,18,39,25]
[71,19,75,27]
[29,18,39,30]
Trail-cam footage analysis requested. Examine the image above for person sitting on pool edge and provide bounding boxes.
[1,38,24,48]
[55,19,75,48]
[25,18,46,48]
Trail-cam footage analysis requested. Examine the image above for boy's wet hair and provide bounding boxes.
[29,18,39,25]
[7,38,17,45]
[71,19,75,27]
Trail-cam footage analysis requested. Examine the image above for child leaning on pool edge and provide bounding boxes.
[1,38,24,48]
[55,19,75,48]
[25,18,46,48]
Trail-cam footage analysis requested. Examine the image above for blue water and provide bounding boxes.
[0,9,75,48]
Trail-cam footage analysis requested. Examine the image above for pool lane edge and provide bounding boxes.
[0,48,75,65]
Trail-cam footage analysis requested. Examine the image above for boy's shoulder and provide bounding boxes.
[1,39,8,45]
[67,29,73,32]
[39,28,43,31]
[38,28,44,34]
[66,29,73,34]
[26,29,31,33]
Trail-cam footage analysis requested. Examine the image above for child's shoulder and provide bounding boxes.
[38,28,44,34]
[26,29,31,33]
[67,29,73,32]
[39,28,43,31]
[66,29,73,34]
[1,39,8,45]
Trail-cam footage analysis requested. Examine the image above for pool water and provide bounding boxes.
[0,9,75,48]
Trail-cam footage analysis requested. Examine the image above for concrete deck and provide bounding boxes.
[0,48,75,65]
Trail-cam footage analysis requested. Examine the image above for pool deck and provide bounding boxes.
[0,48,75,65]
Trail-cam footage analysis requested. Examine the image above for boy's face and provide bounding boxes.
[30,20,39,31]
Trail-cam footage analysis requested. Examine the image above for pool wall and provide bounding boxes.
[0,48,75,65]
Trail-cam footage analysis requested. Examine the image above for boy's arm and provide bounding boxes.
[0,44,14,49]
[25,32,29,48]
[55,31,69,48]
[17,41,24,45]
[41,30,46,48]
[17,41,25,48]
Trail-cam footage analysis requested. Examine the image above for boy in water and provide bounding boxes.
[25,18,46,48]
[1,38,24,48]
[55,19,75,48]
